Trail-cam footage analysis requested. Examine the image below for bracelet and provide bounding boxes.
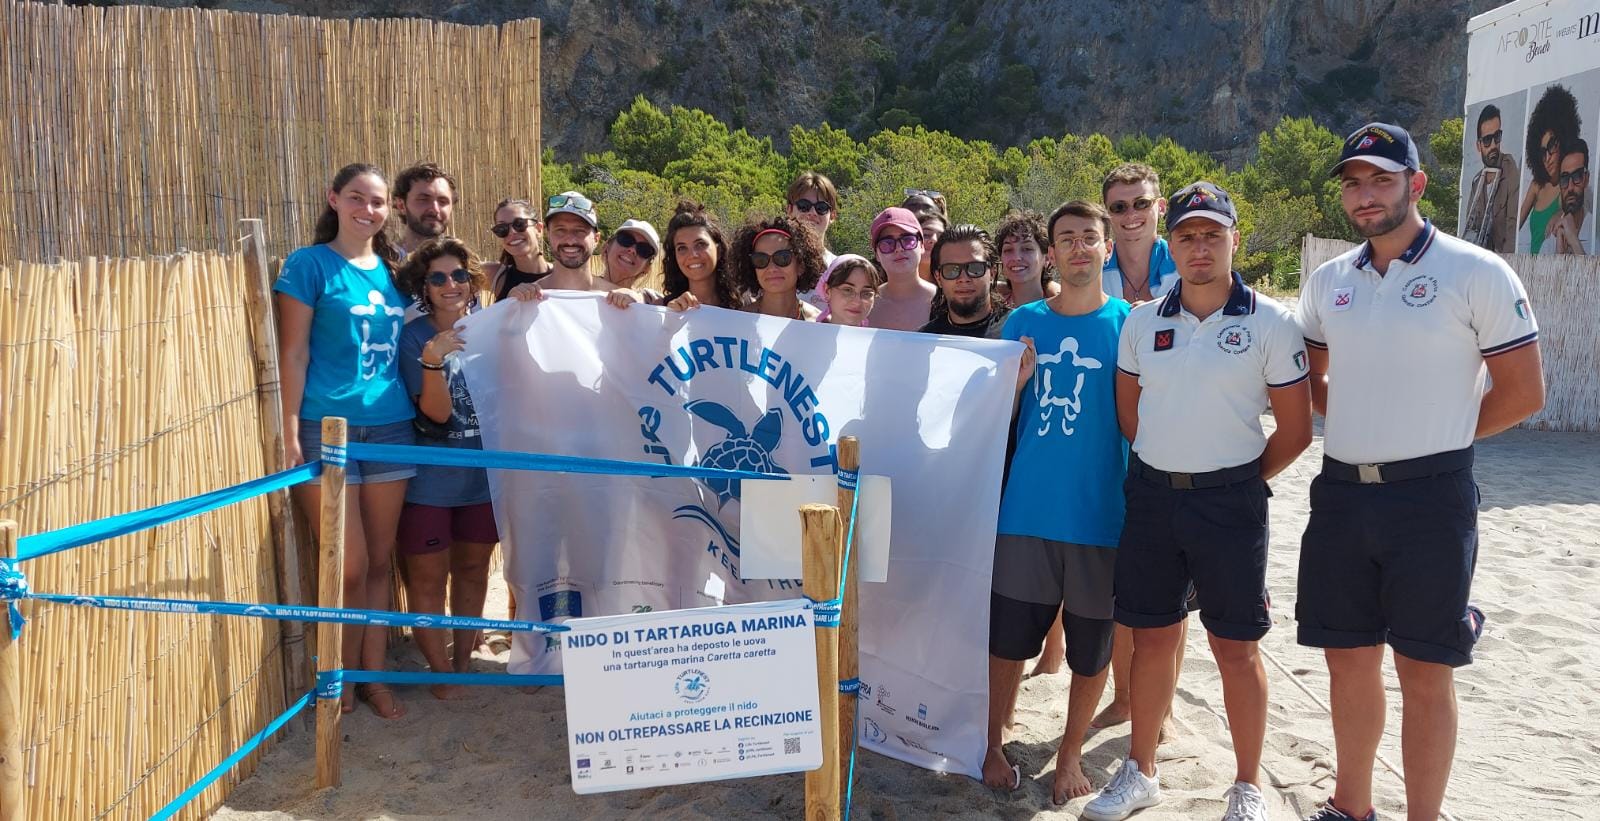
[420,359,445,371]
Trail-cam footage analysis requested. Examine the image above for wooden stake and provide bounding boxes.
[800,503,841,821]
[833,436,860,803]
[313,416,347,790]
[0,521,22,821]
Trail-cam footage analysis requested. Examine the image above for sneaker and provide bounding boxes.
[1303,801,1378,821]
[1221,781,1268,821]
[1082,759,1162,821]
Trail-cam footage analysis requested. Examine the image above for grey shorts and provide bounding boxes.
[992,534,1115,620]
[297,418,417,485]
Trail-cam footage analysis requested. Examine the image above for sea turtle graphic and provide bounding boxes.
[685,399,786,507]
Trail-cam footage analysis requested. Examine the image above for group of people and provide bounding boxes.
[272,119,1545,821]
[1467,83,1592,255]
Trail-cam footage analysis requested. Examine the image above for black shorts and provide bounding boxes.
[1296,466,1484,667]
[1114,470,1272,642]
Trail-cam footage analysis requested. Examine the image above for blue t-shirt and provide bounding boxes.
[999,298,1131,547]
[1102,237,1178,301]
[399,316,491,508]
[272,244,414,425]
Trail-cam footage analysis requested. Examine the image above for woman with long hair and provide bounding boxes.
[1520,84,1582,253]
[995,209,1060,307]
[484,198,552,301]
[730,215,824,320]
[394,238,499,700]
[819,254,880,327]
[662,200,742,311]
[274,163,414,719]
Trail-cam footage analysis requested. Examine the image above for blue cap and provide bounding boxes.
[1330,123,1421,177]
[1166,181,1237,230]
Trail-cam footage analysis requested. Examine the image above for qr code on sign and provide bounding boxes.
[784,738,801,755]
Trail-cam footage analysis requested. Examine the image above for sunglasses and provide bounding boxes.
[1559,167,1589,187]
[875,233,922,254]
[750,249,795,269]
[790,198,833,216]
[548,193,595,211]
[425,268,472,287]
[614,231,656,260]
[904,188,944,200]
[490,217,539,238]
[1478,130,1502,147]
[1108,197,1156,215]
[937,261,991,280]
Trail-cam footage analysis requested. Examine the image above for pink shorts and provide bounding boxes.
[398,502,499,555]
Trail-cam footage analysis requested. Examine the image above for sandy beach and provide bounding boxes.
[216,424,1600,820]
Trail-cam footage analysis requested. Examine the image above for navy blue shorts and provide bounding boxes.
[1296,467,1484,667]
[1114,471,1271,642]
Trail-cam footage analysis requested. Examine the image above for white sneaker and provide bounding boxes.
[1082,759,1162,821]
[1221,781,1268,821]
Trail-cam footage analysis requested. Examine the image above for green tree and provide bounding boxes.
[787,123,867,189]
[1422,118,1463,234]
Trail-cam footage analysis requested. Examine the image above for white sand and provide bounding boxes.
[216,425,1600,820]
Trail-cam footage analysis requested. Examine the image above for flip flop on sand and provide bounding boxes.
[359,683,406,720]
[1010,764,1021,791]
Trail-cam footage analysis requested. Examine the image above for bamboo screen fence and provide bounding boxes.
[0,0,543,263]
[1301,235,1599,432]
[0,251,288,820]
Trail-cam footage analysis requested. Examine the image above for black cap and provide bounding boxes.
[1330,123,1421,177]
[1166,181,1237,231]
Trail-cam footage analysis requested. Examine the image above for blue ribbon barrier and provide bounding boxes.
[15,461,322,562]
[344,441,789,483]
[0,558,29,640]
[320,443,347,467]
[809,598,842,628]
[25,591,570,634]
[315,668,564,698]
[148,689,315,821]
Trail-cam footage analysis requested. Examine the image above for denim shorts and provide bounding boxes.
[298,418,417,485]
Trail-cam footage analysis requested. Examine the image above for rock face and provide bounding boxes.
[183,0,1492,158]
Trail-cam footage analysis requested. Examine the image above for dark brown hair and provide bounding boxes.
[491,197,542,270]
[1046,200,1113,241]
[395,163,459,202]
[312,163,401,267]
[732,216,826,297]
[825,256,881,290]
[396,237,487,313]
[927,223,1006,320]
[661,200,739,307]
[786,171,839,210]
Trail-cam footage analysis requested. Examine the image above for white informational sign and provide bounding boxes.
[562,599,823,794]
[460,295,1020,780]
[739,474,893,583]
[1462,1,1600,255]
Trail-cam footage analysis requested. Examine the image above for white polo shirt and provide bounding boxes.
[1118,274,1308,473]
[1298,220,1539,465]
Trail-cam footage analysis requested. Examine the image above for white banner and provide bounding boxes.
[459,293,1021,779]
[562,599,822,794]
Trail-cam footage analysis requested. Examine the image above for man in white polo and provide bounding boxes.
[1083,181,1312,821]
[1296,123,1544,821]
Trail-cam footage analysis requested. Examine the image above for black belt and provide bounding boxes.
[1321,447,1473,485]
[1132,456,1261,490]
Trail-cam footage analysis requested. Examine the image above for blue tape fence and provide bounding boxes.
[0,440,865,821]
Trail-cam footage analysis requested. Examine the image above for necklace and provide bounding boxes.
[1119,266,1152,301]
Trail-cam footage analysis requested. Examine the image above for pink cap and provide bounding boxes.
[869,207,921,242]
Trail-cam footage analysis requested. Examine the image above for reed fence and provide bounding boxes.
[0,249,290,820]
[1301,234,1598,432]
[0,0,542,263]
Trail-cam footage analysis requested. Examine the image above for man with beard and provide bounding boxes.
[1545,138,1590,255]
[504,191,619,301]
[1101,164,1178,304]
[394,164,457,258]
[982,202,1128,806]
[1084,182,1311,821]
[918,223,1009,338]
[1295,123,1544,821]
[1464,106,1518,253]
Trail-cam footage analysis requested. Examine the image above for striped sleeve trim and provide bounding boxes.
[1303,337,1328,350]
[1116,366,1141,378]
[1481,331,1538,357]
[1268,372,1310,389]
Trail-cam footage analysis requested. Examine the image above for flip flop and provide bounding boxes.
[1010,763,1021,791]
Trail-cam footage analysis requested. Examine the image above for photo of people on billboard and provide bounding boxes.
[1518,72,1598,255]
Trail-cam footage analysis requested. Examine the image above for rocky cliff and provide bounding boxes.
[202,0,1496,160]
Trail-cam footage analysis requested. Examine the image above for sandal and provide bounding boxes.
[359,683,406,720]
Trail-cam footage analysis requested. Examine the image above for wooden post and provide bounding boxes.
[800,504,842,821]
[0,521,23,821]
[529,18,542,203]
[240,218,311,701]
[313,417,348,790]
[833,437,860,803]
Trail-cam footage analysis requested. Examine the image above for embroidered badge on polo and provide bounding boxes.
[1293,351,1307,372]
[1331,287,1354,311]
[1154,329,1175,351]
[1401,275,1438,308]
[1216,324,1252,354]
[1514,298,1531,321]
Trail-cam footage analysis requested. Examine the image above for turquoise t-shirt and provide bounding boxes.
[272,244,414,425]
[999,298,1131,548]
